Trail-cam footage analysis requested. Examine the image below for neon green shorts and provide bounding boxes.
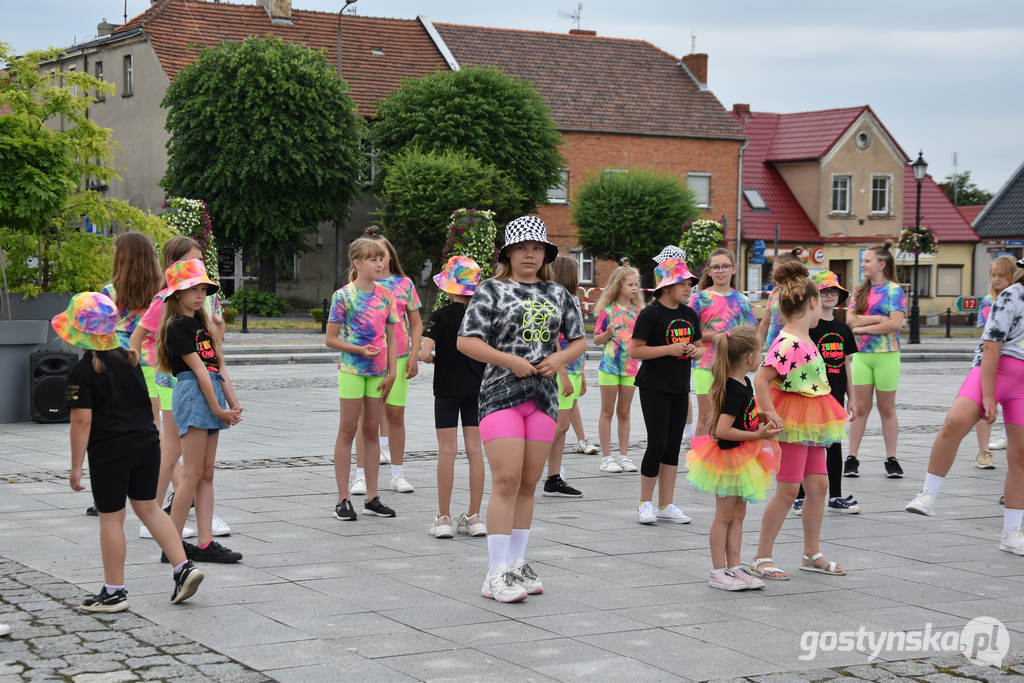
[157,383,174,411]
[598,370,635,387]
[852,351,901,392]
[557,372,583,411]
[693,368,713,395]
[338,371,385,400]
[385,357,409,407]
[141,365,158,399]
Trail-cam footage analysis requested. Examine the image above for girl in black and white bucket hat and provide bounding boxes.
[498,215,559,264]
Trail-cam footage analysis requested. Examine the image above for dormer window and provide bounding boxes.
[371,47,385,56]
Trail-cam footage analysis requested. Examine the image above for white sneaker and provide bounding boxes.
[390,475,414,493]
[456,512,487,537]
[708,570,748,591]
[999,527,1024,555]
[990,436,1008,451]
[481,564,528,602]
[140,524,195,539]
[600,457,624,473]
[638,501,657,524]
[380,444,392,464]
[0,623,9,637]
[655,503,692,524]
[905,490,937,517]
[512,558,543,595]
[211,515,231,537]
[350,476,367,496]
[577,439,599,455]
[617,455,638,472]
[430,515,454,539]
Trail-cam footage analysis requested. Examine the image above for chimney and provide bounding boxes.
[569,29,596,36]
[681,52,708,89]
[97,19,116,36]
[259,0,293,24]
[733,103,751,120]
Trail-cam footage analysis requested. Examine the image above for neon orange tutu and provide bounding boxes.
[769,387,848,446]
[685,435,781,502]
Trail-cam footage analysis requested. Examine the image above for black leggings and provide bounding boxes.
[639,389,687,478]
[797,441,843,500]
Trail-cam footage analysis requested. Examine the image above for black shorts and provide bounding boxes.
[434,395,480,429]
[87,440,160,513]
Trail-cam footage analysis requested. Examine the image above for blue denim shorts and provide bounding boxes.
[172,370,229,437]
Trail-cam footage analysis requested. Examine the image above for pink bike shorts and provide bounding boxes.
[956,355,1024,425]
[776,442,828,483]
[479,399,556,444]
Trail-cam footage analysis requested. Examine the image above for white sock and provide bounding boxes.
[487,534,510,573]
[683,422,695,440]
[355,468,365,480]
[380,436,389,448]
[602,455,615,462]
[104,583,124,595]
[711,567,726,574]
[507,529,530,565]
[560,467,566,479]
[923,473,944,496]
[391,464,403,478]
[1004,508,1024,534]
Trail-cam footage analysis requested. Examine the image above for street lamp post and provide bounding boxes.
[909,151,928,344]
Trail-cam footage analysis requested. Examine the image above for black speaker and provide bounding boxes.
[30,351,78,423]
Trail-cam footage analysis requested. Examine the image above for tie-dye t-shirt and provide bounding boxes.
[765,288,785,349]
[560,297,586,375]
[377,275,421,358]
[100,283,148,351]
[328,282,400,376]
[971,283,1024,367]
[593,304,640,376]
[764,331,831,398]
[977,295,993,328]
[688,288,757,370]
[854,281,906,353]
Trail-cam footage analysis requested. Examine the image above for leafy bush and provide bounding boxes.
[310,307,323,324]
[679,219,724,273]
[227,289,289,317]
[222,305,238,324]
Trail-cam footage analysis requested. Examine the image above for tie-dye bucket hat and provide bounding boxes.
[50,292,120,351]
[654,257,698,291]
[157,258,219,299]
[812,270,849,305]
[433,256,482,296]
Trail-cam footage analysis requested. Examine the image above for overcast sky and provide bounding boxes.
[7,0,1023,194]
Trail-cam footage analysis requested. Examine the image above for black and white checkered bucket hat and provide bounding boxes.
[500,215,558,264]
[653,245,687,264]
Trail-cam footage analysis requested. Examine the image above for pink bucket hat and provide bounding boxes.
[812,270,849,305]
[51,292,120,351]
[433,256,481,296]
[653,257,698,291]
[157,258,219,299]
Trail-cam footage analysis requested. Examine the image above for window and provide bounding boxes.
[743,188,768,211]
[572,250,594,284]
[123,55,133,96]
[936,265,962,297]
[871,175,891,214]
[688,173,711,208]
[358,140,378,186]
[897,265,931,298]
[547,168,569,204]
[67,66,78,96]
[831,175,851,214]
[856,131,871,149]
[602,168,629,177]
[276,253,300,282]
[94,61,104,101]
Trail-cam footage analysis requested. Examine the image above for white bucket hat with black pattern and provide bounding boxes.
[653,245,687,264]
[499,215,559,264]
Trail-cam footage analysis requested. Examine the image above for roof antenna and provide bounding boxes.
[691,32,697,54]
[557,2,583,31]
[123,0,127,24]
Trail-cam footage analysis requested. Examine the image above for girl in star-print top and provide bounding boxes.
[749,261,849,582]
[972,255,1017,468]
[689,248,757,437]
[458,216,585,603]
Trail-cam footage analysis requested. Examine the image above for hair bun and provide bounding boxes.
[882,240,894,250]
[620,257,630,267]
[364,225,382,237]
[773,260,809,285]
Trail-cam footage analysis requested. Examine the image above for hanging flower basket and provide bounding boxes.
[162,198,219,283]
[436,208,499,309]
[679,218,723,272]
[898,225,937,256]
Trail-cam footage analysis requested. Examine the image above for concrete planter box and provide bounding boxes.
[0,320,51,423]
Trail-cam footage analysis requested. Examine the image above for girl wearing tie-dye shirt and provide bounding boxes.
[972,255,1016,468]
[690,249,757,436]
[325,237,399,522]
[845,243,906,479]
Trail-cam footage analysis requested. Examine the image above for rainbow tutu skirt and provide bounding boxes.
[769,387,849,446]
[686,435,781,502]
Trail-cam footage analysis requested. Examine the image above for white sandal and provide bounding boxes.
[750,557,790,581]
[799,552,845,575]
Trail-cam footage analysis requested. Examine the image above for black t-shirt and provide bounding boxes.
[809,317,857,403]
[717,377,760,450]
[166,315,220,376]
[424,302,483,398]
[632,299,702,395]
[65,351,159,459]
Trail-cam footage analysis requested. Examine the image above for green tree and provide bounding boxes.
[378,148,521,281]
[0,43,170,296]
[161,36,365,292]
[574,169,700,284]
[372,66,563,214]
[941,171,992,206]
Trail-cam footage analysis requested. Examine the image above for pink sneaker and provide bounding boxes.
[708,570,748,591]
[732,567,765,590]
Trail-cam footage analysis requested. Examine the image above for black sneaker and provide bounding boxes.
[86,506,98,516]
[334,499,357,521]
[364,496,396,518]
[161,541,197,564]
[884,457,904,479]
[191,540,242,563]
[843,456,860,478]
[542,475,583,497]
[80,586,129,613]
[170,561,204,604]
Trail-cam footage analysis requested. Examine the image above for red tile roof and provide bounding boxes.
[905,168,979,242]
[732,111,821,243]
[764,105,909,163]
[956,204,986,225]
[434,23,745,139]
[116,0,449,115]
